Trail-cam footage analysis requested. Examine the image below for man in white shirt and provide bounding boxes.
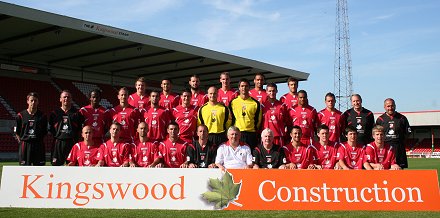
[215,126,253,170]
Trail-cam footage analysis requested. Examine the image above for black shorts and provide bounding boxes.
[208,132,227,147]
[391,142,408,168]
[51,138,75,166]
[19,140,45,166]
[240,131,258,150]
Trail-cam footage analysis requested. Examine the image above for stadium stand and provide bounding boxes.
[0,132,17,152]
[97,83,119,108]
[52,78,119,109]
[410,138,440,154]
[0,76,60,115]
[404,138,419,151]
[72,81,114,109]
[0,99,14,120]
[52,78,89,108]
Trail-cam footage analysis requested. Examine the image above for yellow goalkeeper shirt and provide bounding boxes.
[198,102,231,134]
[229,96,262,132]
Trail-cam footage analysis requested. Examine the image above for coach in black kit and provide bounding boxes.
[342,94,375,145]
[15,92,47,166]
[376,98,411,168]
[185,125,217,168]
[252,128,287,169]
[49,90,83,166]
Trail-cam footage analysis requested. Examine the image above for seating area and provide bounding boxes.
[52,78,89,107]
[0,101,14,120]
[0,76,60,115]
[0,133,17,152]
[72,81,114,109]
[53,78,118,109]
[404,138,419,151]
[409,138,440,154]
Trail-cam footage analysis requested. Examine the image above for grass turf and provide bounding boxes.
[0,159,439,217]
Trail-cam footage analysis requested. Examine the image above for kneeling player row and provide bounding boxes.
[67,121,400,170]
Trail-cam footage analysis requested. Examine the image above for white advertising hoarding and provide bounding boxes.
[0,166,223,209]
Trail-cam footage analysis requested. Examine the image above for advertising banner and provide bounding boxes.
[0,166,439,211]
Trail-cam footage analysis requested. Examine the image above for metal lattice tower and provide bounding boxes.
[334,0,353,111]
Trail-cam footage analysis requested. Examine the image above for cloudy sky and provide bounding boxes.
[4,0,440,112]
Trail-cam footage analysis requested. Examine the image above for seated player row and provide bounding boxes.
[66,121,401,170]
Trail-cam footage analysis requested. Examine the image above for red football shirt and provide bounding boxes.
[67,142,104,166]
[280,93,298,109]
[283,143,316,169]
[364,142,397,169]
[106,105,140,143]
[337,142,365,170]
[313,141,340,169]
[79,105,107,140]
[128,93,149,110]
[190,91,208,107]
[317,108,343,142]
[101,140,131,167]
[249,89,267,104]
[142,106,171,141]
[262,100,288,138]
[217,88,237,106]
[158,138,189,168]
[159,92,180,110]
[288,105,318,140]
[172,105,198,143]
[132,140,161,167]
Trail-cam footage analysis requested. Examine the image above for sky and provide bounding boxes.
[3,0,440,113]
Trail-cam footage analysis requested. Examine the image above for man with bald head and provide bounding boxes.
[67,126,104,167]
[198,86,231,147]
[376,98,411,168]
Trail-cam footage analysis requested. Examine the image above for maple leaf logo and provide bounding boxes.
[202,171,242,209]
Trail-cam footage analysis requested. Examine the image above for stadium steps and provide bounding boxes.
[0,96,16,119]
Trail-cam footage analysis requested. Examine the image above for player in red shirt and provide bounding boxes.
[79,89,107,144]
[317,92,343,142]
[364,125,401,170]
[312,124,340,170]
[67,126,104,167]
[249,72,267,104]
[141,90,171,142]
[132,122,162,168]
[217,72,237,106]
[261,83,289,146]
[283,126,317,169]
[280,77,299,109]
[288,90,318,145]
[337,126,366,170]
[157,122,189,168]
[106,87,140,143]
[172,89,198,144]
[128,77,149,109]
[159,78,179,110]
[188,74,208,107]
[101,123,131,167]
